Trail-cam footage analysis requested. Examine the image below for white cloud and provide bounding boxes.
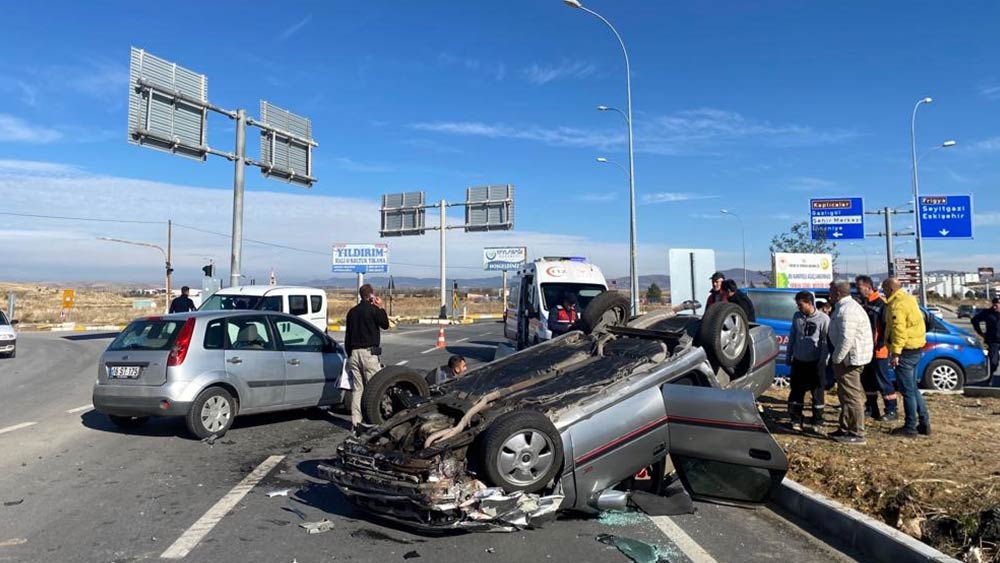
[412,109,858,155]
[784,176,836,192]
[975,212,1000,227]
[523,60,597,85]
[981,84,1000,100]
[0,161,673,282]
[278,15,312,41]
[437,53,506,81]
[968,137,1000,151]
[332,157,394,173]
[642,192,719,204]
[0,114,62,143]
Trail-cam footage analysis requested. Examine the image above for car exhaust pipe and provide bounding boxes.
[590,490,630,511]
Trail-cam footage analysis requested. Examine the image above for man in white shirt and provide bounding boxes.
[827,280,874,445]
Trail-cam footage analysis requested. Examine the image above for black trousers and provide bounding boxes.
[788,359,825,420]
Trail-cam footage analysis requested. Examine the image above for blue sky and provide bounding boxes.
[2,1,1000,282]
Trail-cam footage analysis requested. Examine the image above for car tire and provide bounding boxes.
[697,303,749,370]
[361,366,430,425]
[108,415,149,429]
[576,292,631,335]
[186,387,237,439]
[922,358,964,392]
[478,410,564,494]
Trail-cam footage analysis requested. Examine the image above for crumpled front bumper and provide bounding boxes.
[320,438,562,532]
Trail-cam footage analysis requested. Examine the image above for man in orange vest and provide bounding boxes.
[856,275,898,421]
[548,293,580,336]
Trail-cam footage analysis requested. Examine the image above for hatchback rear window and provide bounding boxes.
[109,320,186,351]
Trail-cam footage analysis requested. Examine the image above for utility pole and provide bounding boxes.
[865,206,914,278]
[440,200,447,319]
[166,219,173,313]
[230,109,247,288]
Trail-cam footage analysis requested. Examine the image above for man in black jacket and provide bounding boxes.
[345,284,390,431]
[721,279,755,322]
[972,297,1000,379]
[169,286,196,313]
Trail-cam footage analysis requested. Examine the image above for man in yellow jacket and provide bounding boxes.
[882,277,930,437]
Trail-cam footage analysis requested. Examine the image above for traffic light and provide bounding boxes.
[202,264,215,278]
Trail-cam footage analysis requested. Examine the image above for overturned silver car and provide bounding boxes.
[320,294,788,531]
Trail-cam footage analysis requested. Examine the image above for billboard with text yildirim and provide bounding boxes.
[332,244,389,274]
[773,253,833,288]
[483,247,527,271]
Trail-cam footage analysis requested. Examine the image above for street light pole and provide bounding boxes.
[720,209,747,286]
[567,0,639,316]
[910,97,932,306]
[98,234,172,314]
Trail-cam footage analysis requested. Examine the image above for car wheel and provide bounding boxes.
[577,292,631,335]
[479,410,564,494]
[922,359,963,391]
[108,415,149,429]
[186,387,236,439]
[361,366,430,425]
[697,303,749,370]
[772,375,790,389]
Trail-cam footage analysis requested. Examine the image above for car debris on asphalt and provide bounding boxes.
[266,489,292,498]
[596,534,666,563]
[299,519,334,534]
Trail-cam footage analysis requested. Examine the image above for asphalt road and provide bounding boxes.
[0,323,861,563]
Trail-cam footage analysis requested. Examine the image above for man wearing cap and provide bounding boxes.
[972,297,1000,379]
[706,272,728,309]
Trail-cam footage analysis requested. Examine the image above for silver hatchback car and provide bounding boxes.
[93,311,346,438]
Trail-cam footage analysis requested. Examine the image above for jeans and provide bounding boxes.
[895,350,929,431]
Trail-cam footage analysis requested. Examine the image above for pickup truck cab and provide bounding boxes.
[504,257,608,349]
[745,287,989,391]
[199,286,328,332]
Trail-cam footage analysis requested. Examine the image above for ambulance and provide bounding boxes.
[504,257,609,349]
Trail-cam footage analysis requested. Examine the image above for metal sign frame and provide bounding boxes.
[380,192,427,237]
[465,184,515,232]
[810,197,865,241]
[257,101,317,187]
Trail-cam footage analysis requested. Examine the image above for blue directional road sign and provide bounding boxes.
[919,194,974,239]
[810,197,865,241]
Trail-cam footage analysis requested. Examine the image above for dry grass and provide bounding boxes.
[761,387,1000,559]
[0,283,507,327]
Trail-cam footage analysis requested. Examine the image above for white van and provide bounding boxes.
[198,286,328,331]
[504,257,608,349]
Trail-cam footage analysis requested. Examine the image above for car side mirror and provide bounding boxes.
[10,320,18,326]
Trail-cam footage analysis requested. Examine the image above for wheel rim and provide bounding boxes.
[931,364,960,391]
[496,429,555,487]
[595,305,628,332]
[773,376,790,389]
[200,395,231,433]
[720,312,747,360]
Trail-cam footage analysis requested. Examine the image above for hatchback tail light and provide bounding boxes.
[167,318,196,367]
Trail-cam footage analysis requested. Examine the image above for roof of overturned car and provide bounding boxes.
[319,293,786,531]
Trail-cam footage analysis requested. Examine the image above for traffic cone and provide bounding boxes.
[436,325,447,349]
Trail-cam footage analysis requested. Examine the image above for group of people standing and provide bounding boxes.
[786,276,930,445]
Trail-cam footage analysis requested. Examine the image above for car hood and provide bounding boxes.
[0,325,16,337]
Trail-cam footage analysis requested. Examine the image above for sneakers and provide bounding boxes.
[833,433,866,445]
[891,426,919,437]
[918,423,932,436]
[790,421,804,432]
[828,429,849,439]
[882,411,898,422]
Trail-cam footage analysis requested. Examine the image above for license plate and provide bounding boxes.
[109,365,142,379]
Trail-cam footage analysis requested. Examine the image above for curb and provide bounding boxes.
[964,386,1000,398]
[326,325,346,332]
[771,479,960,563]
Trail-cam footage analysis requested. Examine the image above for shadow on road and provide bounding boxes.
[81,405,351,439]
[61,332,119,341]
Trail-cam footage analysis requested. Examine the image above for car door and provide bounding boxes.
[224,315,285,410]
[662,384,787,504]
[273,316,339,405]
[517,275,534,349]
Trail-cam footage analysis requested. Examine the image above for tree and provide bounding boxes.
[760,221,841,286]
[646,283,662,304]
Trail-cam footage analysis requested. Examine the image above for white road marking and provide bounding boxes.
[649,516,719,563]
[420,347,439,354]
[395,360,409,365]
[0,422,37,436]
[456,337,469,342]
[160,455,285,560]
[66,404,92,414]
[0,538,27,547]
